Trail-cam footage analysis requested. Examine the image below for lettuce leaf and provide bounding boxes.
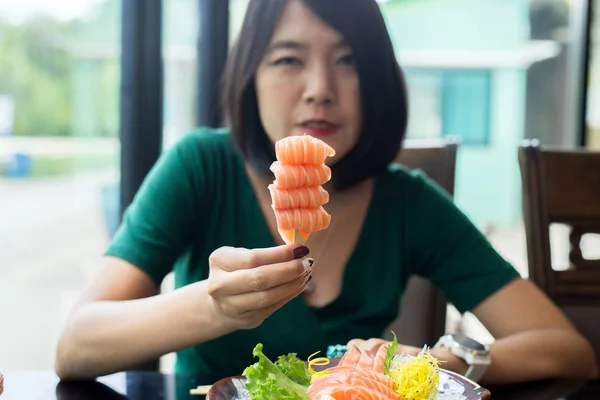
[384,331,399,375]
[275,353,312,386]
[242,343,310,400]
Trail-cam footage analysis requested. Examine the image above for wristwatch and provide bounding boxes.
[434,333,491,382]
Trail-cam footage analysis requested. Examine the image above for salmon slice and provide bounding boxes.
[338,345,362,367]
[346,375,397,397]
[356,350,375,370]
[278,229,295,245]
[268,184,329,209]
[319,367,394,388]
[275,134,336,165]
[308,371,395,397]
[313,385,396,400]
[270,162,331,189]
[298,230,311,239]
[277,229,314,245]
[273,207,331,232]
[308,367,398,399]
[373,345,387,374]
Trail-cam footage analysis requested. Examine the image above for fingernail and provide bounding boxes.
[293,245,309,259]
[302,258,314,273]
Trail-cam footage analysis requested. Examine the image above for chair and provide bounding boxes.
[518,139,600,366]
[385,136,460,347]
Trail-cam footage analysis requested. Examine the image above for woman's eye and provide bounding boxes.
[338,54,355,66]
[273,57,301,66]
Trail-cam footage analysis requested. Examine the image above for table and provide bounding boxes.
[0,370,598,400]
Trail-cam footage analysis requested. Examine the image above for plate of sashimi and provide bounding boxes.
[206,334,492,400]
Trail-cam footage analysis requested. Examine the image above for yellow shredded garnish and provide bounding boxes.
[388,347,441,400]
[307,351,331,383]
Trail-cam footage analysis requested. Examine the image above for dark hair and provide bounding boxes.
[221,0,408,191]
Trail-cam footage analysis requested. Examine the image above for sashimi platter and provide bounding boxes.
[203,336,491,400]
[198,135,491,399]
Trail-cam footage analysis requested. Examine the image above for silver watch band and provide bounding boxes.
[463,356,489,382]
[434,334,490,383]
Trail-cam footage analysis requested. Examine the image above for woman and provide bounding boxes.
[54,0,597,385]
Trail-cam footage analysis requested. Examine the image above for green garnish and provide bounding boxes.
[383,331,399,375]
[275,352,312,386]
[242,343,310,400]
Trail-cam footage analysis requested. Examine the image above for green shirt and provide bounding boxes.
[105,127,519,381]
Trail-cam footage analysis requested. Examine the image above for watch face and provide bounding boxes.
[452,333,487,351]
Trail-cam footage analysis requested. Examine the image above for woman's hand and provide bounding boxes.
[346,338,468,375]
[207,244,313,331]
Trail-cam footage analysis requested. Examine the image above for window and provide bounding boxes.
[0,0,121,370]
[585,2,600,149]
[379,0,581,230]
[162,0,200,150]
[404,68,492,145]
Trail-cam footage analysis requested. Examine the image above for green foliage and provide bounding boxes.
[0,18,72,137]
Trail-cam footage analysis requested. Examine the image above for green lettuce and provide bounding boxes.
[275,352,312,386]
[242,343,310,400]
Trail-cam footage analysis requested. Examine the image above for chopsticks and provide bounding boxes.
[189,384,212,395]
[293,229,307,244]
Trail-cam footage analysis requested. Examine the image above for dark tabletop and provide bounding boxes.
[1,370,598,400]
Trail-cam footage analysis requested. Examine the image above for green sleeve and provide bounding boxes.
[105,132,205,286]
[406,171,521,314]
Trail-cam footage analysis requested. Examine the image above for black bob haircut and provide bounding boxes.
[221,0,409,191]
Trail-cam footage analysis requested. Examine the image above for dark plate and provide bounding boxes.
[207,358,491,399]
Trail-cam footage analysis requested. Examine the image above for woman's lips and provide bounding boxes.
[300,121,340,136]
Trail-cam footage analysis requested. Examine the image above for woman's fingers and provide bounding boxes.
[209,257,313,296]
[209,244,309,272]
[237,276,312,328]
[205,244,313,330]
[223,273,311,314]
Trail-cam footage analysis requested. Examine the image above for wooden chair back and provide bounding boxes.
[518,139,600,304]
[518,139,600,366]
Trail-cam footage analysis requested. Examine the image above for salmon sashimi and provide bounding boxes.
[274,207,331,232]
[268,184,329,209]
[307,366,398,400]
[317,366,395,388]
[275,134,336,165]
[337,344,388,374]
[338,345,362,367]
[270,162,331,189]
[312,385,396,400]
[308,370,395,396]
[356,350,376,370]
[305,342,442,400]
[269,135,335,244]
[373,345,387,374]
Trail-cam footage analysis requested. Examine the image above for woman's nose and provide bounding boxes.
[303,65,336,105]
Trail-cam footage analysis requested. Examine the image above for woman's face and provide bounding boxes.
[254,0,361,163]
